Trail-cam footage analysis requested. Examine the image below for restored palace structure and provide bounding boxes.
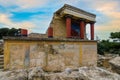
[48,4,96,40]
[4,4,97,71]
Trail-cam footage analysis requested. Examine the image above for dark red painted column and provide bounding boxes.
[84,23,87,38]
[20,29,28,36]
[80,20,85,39]
[48,27,53,38]
[66,17,71,38]
[90,22,95,40]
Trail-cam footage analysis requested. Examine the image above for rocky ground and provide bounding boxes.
[0,66,120,80]
[109,57,120,74]
[0,41,120,80]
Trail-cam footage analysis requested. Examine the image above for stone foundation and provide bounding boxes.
[4,37,97,71]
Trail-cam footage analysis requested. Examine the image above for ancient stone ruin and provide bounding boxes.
[0,4,119,80]
[3,4,97,71]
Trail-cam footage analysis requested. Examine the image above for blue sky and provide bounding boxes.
[0,0,120,40]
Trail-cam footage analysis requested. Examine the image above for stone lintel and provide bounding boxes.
[89,21,96,24]
[64,15,73,18]
[55,4,96,22]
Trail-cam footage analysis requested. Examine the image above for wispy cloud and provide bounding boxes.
[0,0,49,9]
[84,0,120,39]
[0,13,36,33]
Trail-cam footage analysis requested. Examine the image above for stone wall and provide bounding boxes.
[50,14,66,38]
[28,33,47,38]
[4,37,97,71]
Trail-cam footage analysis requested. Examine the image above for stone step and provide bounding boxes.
[0,57,4,60]
[0,50,3,51]
[0,51,3,52]
[0,52,4,54]
[0,59,4,62]
[0,60,3,63]
[0,65,4,69]
[0,68,3,71]
[0,53,3,54]
[0,55,4,58]
[0,53,3,55]
[0,58,4,60]
[0,54,4,70]
[0,62,4,65]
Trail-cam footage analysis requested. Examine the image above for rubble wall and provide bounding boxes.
[4,38,97,71]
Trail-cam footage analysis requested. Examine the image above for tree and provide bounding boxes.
[98,32,120,55]
[0,28,18,39]
[7,28,18,36]
[97,40,110,55]
[110,32,120,39]
[0,28,9,39]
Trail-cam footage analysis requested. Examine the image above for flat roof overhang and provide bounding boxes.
[55,4,96,22]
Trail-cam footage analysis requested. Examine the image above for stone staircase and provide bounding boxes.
[0,47,4,71]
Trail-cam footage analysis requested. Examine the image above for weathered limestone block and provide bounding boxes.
[52,17,66,38]
[109,57,120,74]
[82,45,97,66]
[44,53,65,72]
[30,51,46,67]
[44,44,80,72]
[9,44,27,70]
[29,44,46,68]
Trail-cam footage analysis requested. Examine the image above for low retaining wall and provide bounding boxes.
[4,37,97,71]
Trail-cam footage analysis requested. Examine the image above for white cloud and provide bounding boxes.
[0,0,49,11]
[78,0,120,40]
[0,13,51,33]
[89,0,120,32]
[93,1,120,18]
[0,13,36,33]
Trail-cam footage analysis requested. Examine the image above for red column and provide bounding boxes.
[84,23,87,39]
[80,20,85,39]
[21,29,28,36]
[48,27,53,38]
[90,22,95,40]
[66,17,71,38]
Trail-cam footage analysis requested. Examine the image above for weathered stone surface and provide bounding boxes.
[78,67,120,80]
[43,44,80,72]
[28,67,44,80]
[97,54,112,69]
[52,17,66,38]
[9,44,27,69]
[109,57,120,74]
[97,54,119,70]
[0,69,27,80]
[4,38,97,71]
[82,45,97,66]
[0,42,3,54]
[0,67,120,80]
[28,33,47,38]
